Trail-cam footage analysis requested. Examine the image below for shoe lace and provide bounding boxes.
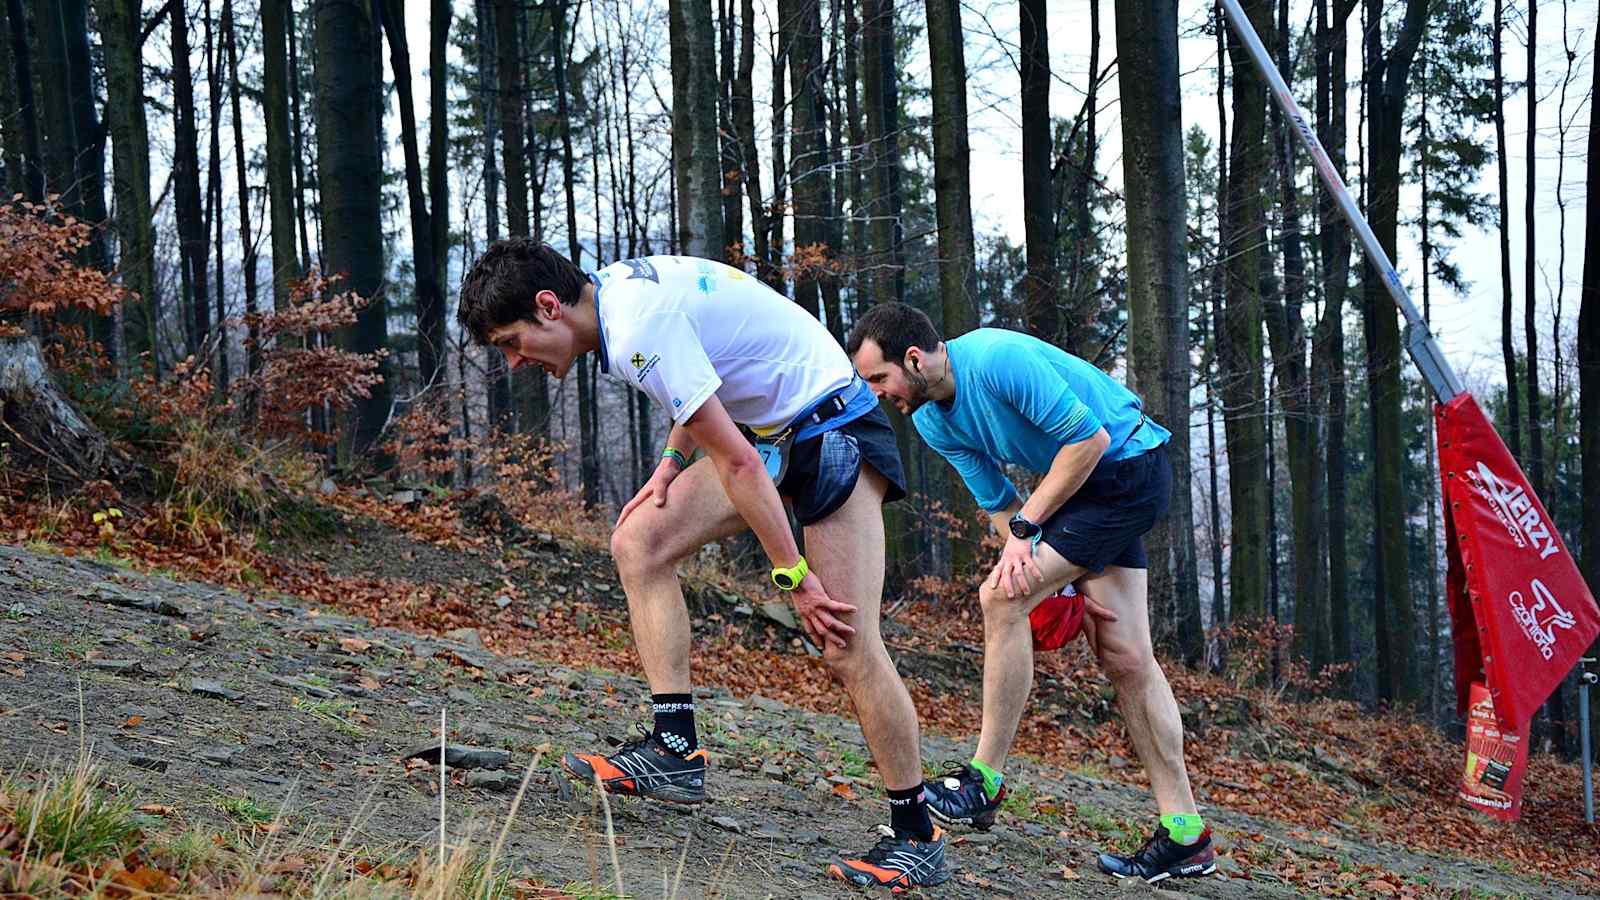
[607,724,656,755]
[1132,827,1174,866]
[860,825,906,864]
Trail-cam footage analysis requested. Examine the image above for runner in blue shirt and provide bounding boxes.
[849,303,1215,884]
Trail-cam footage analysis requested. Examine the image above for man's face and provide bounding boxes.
[852,338,931,415]
[484,290,578,378]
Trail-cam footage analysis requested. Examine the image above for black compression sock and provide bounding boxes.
[887,784,935,841]
[650,693,697,757]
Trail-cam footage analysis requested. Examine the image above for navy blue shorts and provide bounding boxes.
[1039,444,1171,573]
[778,406,907,526]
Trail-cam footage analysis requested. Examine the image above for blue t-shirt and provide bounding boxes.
[911,328,1171,512]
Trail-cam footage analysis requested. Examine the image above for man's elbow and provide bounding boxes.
[714,445,766,480]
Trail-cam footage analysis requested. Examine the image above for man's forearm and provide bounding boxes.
[988,503,1021,537]
[1017,429,1109,525]
[664,422,698,459]
[714,454,802,569]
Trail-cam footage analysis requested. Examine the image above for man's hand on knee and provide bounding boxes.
[986,535,1045,599]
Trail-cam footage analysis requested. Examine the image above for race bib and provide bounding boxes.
[754,436,793,484]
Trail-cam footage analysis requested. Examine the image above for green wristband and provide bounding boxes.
[662,447,688,468]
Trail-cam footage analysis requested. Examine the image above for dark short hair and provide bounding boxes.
[457,238,588,345]
[846,302,943,365]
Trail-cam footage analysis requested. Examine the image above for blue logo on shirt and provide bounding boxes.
[620,258,660,283]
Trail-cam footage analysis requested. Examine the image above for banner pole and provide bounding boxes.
[1583,658,1596,824]
[1214,0,1465,403]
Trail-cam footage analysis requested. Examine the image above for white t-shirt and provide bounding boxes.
[592,256,854,434]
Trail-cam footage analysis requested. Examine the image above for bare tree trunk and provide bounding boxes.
[1361,0,1426,706]
[380,0,444,390]
[289,4,314,273]
[1116,0,1198,664]
[717,0,742,255]
[207,0,230,391]
[1209,14,1229,649]
[552,0,597,505]
[860,0,902,311]
[172,1,209,359]
[225,0,259,383]
[783,0,841,335]
[768,32,788,294]
[670,0,725,259]
[1493,0,1520,460]
[925,0,980,575]
[315,0,392,457]
[1315,0,1357,682]
[94,0,157,373]
[1265,0,1327,673]
[1523,0,1544,500]
[1221,0,1272,623]
[843,0,866,314]
[732,0,768,285]
[1018,0,1056,342]
[263,0,301,317]
[1580,6,1599,637]
[1419,33,1440,719]
[1057,0,1098,358]
[0,2,16,197]
[2,0,43,200]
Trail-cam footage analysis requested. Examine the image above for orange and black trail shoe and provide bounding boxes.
[562,730,708,805]
[828,824,949,892]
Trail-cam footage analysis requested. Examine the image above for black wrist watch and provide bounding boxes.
[1008,512,1042,541]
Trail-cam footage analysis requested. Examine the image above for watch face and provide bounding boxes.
[1009,517,1038,540]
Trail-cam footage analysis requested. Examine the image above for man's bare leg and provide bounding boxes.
[972,542,1086,770]
[1077,564,1197,816]
[609,459,747,693]
[802,468,923,791]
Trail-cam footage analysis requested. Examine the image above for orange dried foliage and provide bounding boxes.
[237,270,386,445]
[381,392,475,483]
[0,197,125,320]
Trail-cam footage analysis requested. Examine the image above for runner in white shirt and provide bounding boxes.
[456,241,949,891]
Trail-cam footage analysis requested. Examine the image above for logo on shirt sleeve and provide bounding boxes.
[631,351,661,383]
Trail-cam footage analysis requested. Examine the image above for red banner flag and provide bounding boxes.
[1437,394,1600,732]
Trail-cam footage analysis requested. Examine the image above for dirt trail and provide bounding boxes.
[0,539,1582,898]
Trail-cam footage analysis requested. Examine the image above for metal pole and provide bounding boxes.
[1582,658,1595,824]
[1215,0,1465,403]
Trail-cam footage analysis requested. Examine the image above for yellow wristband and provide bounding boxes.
[771,556,809,591]
[661,447,688,468]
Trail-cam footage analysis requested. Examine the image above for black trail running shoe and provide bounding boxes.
[1096,825,1217,883]
[562,729,708,805]
[923,763,1004,830]
[827,824,950,892]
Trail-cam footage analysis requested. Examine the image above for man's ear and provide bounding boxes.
[905,347,922,372]
[534,289,563,321]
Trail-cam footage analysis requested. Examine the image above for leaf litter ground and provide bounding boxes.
[0,487,1592,897]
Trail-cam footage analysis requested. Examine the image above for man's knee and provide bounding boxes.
[822,639,874,685]
[978,579,1028,624]
[611,520,664,579]
[1097,636,1157,684]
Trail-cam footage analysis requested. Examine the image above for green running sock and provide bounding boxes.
[1160,812,1205,846]
[969,758,1004,800]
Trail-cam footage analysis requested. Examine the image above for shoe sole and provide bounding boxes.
[1105,862,1218,883]
[827,864,951,892]
[562,754,706,805]
[926,805,996,831]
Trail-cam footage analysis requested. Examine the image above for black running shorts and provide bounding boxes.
[778,406,907,526]
[1038,444,1172,573]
